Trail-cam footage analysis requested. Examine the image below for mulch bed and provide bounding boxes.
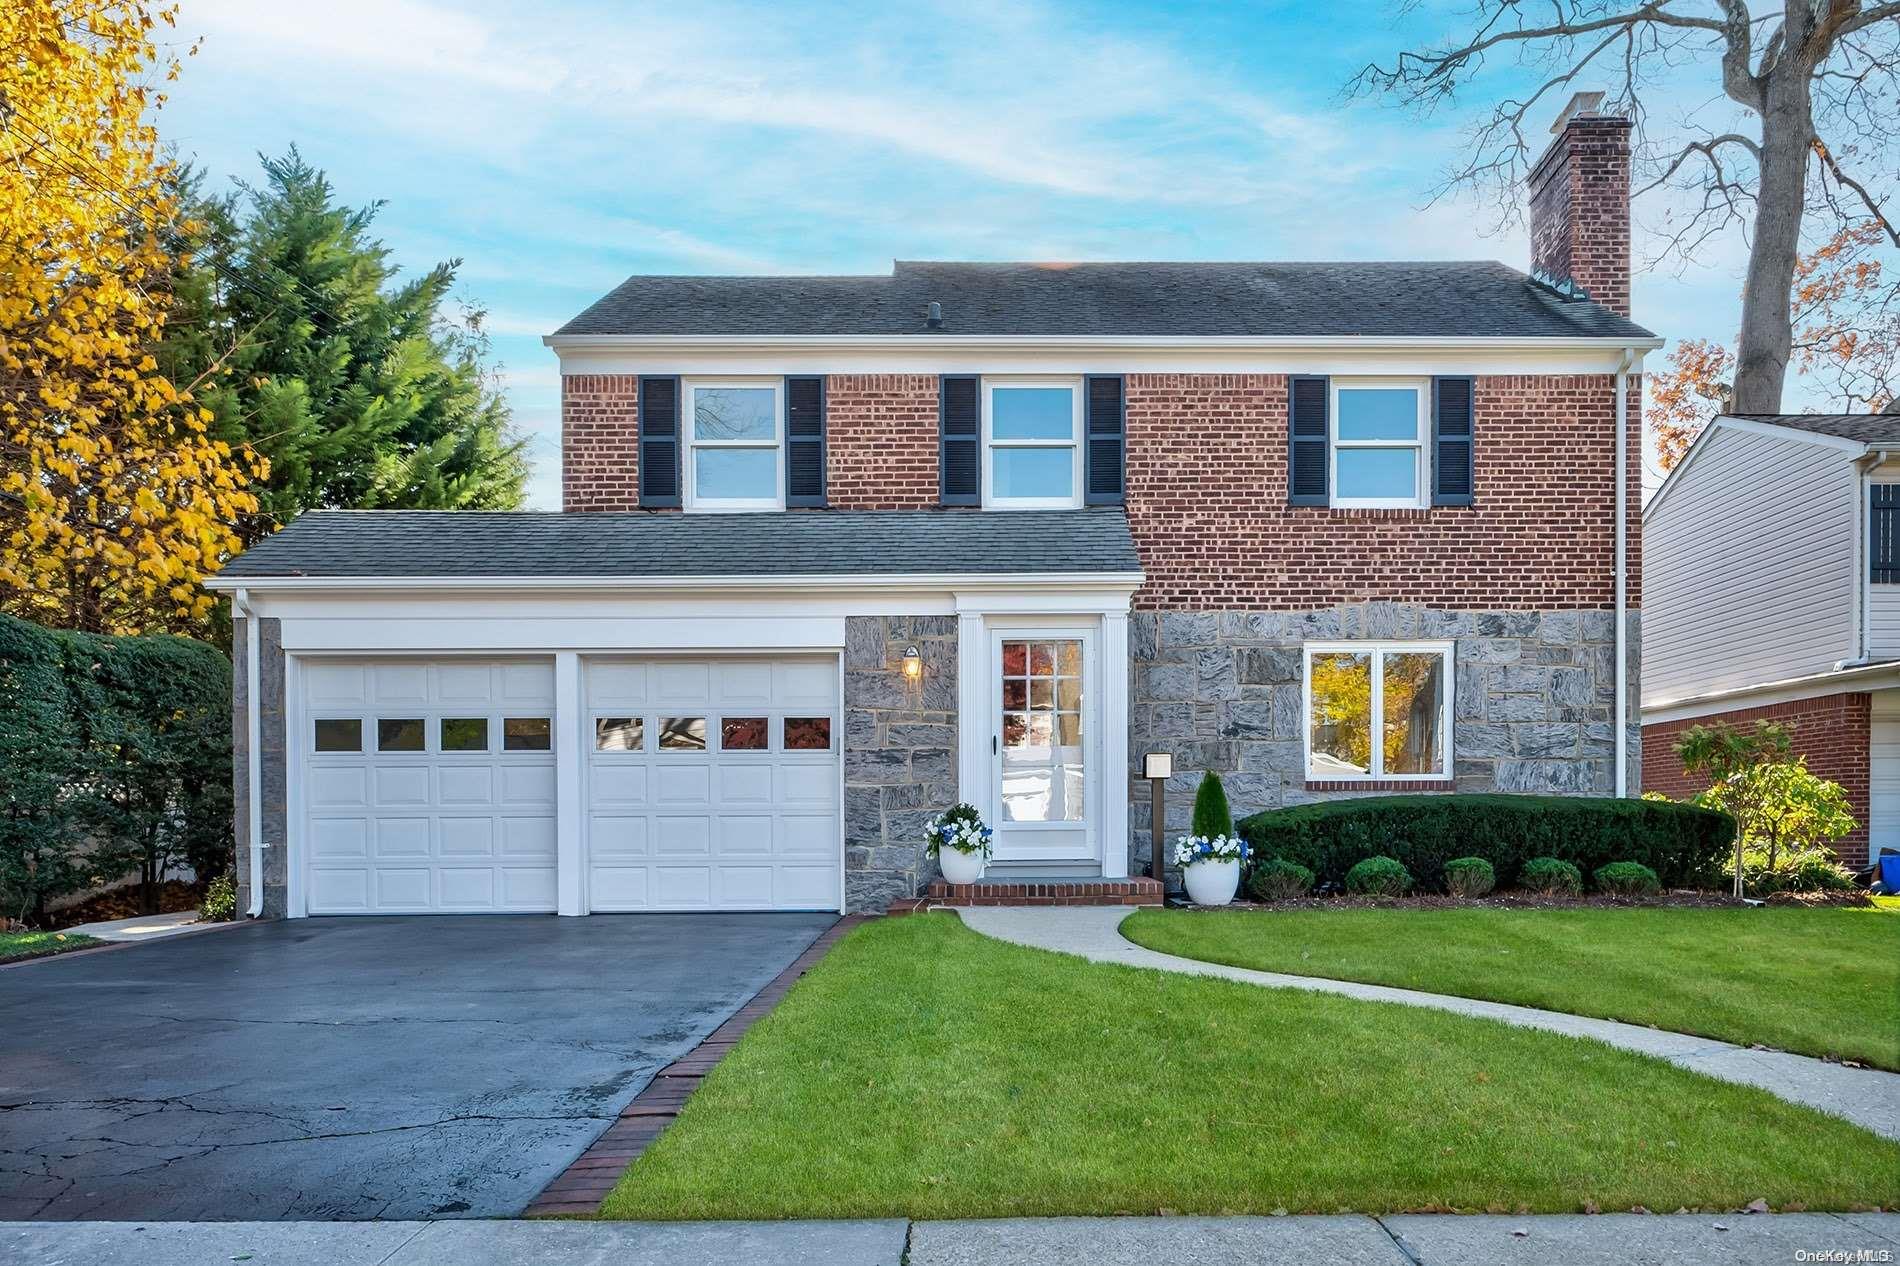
[1176,888,1876,913]
[39,879,203,931]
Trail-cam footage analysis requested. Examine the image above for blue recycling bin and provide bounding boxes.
[1880,853,1900,893]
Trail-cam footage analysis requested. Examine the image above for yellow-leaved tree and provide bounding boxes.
[0,0,263,634]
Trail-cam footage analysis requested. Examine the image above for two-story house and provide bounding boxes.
[1644,412,1900,869]
[210,94,1655,918]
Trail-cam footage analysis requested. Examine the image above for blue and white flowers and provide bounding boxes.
[1172,833,1246,868]
[925,803,994,859]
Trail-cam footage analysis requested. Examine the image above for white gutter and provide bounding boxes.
[546,332,1667,353]
[204,570,1147,594]
[1614,349,1634,797]
[234,587,266,918]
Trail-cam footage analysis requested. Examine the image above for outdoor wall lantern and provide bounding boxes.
[1143,752,1173,885]
[901,645,923,681]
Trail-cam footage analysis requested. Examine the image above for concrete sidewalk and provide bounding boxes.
[5,1214,1896,1265]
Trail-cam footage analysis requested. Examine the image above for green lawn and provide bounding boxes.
[601,914,1900,1220]
[0,930,101,962]
[1123,901,1900,1071]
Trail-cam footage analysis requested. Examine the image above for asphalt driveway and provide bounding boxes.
[0,913,835,1220]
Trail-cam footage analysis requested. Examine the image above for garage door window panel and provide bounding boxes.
[595,716,645,751]
[720,717,769,750]
[440,717,489,752]
[313,718,362,752]
[503,717,552,751]
[378,718,426,752]
[784,717,831,750]
[659,717,708,751]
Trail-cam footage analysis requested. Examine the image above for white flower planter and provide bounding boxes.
[1183,859,1240,906]
[939,847,985,885]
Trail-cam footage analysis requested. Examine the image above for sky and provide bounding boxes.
[153,0,1775,508]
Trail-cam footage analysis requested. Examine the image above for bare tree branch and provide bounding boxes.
[1814,135,1900,246]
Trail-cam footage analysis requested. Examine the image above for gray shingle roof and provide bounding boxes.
[217,509,1143,581]
[553,260,1654,341]
[1730,413,1900,446]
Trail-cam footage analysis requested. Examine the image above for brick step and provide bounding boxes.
[915,876,1163,907]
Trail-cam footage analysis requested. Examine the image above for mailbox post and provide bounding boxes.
[1143,752,1173,886]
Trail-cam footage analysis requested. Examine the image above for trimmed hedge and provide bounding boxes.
[1238,794,1733,893]
[0,614,232,923]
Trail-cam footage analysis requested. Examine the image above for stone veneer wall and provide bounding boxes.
[232,615,288,918]
[842,615,959,911]
[1127,604,1642,877]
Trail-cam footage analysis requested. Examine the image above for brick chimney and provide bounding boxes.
[1527,91,1632,316]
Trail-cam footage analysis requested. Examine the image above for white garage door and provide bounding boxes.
[1870,712,1900,869]
[301,659,558,914]
[585,656,840,911]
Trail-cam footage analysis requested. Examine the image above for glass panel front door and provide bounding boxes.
[998,638,1085,824]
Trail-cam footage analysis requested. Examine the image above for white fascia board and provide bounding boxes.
[1644,416,1868,524]
[205,571,1145,595]
[1642,659,1900,723]
[545,333,1664,353]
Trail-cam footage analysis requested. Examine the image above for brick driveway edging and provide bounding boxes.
[525,914,869,1216]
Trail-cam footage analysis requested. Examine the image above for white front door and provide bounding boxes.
[583,656,841,911]
[989,629,1096,863]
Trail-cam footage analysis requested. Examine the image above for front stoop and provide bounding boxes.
[523,915,867,1218]
[891,877,1163,912]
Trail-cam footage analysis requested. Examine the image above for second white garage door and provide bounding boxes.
[585,656,841,911]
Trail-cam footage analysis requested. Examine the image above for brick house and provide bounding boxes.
[211,94,1655,918]
[1644,413,1900,868]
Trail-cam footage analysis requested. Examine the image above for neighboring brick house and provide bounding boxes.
[212,93,1655,918]
[1644,412,1900,868]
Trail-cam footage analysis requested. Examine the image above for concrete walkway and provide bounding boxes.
[6,1214,1897,1265]
[955,906,1900,1142]
[61,911,211,941]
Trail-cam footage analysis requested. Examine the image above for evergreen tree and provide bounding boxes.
[163,148,528,546]
[1190,770,1234,839]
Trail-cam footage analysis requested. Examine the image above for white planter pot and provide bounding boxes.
[1183,859,1240,906]
[939,847,985,885]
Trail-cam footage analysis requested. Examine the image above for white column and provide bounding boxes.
[555,651,584,916]
[1100,611,1130,878]
[956,611,986,817]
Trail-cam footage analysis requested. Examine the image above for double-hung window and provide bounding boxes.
[983,379,1082,509]
[686,380,782,510]
[1331,379,1428,508]
[1304,642,1453,781]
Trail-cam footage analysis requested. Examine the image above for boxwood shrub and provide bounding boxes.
[1246,857,1314,902]
[1345,855,1412,896]
[1521,857,1584,898]
[1594,861,1662,896]
[1237,794,1732,893]
[1443,856,1496,898]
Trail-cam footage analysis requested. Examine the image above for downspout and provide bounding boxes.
[1614,350,1635,798]
[236,587,266,918]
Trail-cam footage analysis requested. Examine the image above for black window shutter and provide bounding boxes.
[1873,485,1900,582]
[1432,376,1475,507]
[1084,375,1126,505]
[637,375,681,508]
[785,375,826,507]
[1287,375,1329,506]
[940,375,980,506]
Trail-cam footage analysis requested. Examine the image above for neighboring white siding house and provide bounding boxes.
[1643,422,1859,705]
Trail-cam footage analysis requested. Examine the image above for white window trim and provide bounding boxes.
[1330,377,1429,509]
[981,376,1084,510]
[684,378,784,512]
[1302,640,1454,781]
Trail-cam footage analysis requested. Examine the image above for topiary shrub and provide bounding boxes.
[1191,770,1235,839]
[1521,856,1583,898]
[1594,861,1661,896]
[1345,855,1412,897]
[1237,794,1732,893]
[1443,856,1496,898]
[1246,857,1314,902]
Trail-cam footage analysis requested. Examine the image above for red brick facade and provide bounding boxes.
[1642,693,1873,865]
[1122,373,1639,610]
[562,374,640,511]
[1529,113,1632,317]
[825,374,941,509]
[558,370,1640,613]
